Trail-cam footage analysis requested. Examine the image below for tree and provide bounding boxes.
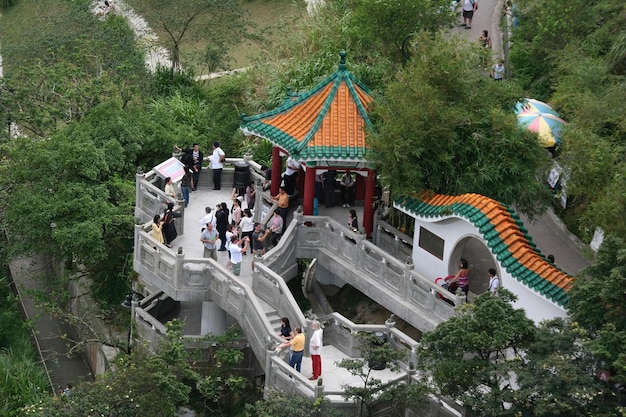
[337,332,427,417]
[23,320,196,417]
[514,318,609,417]
[243,389,348,417]
[418,290,536,417]
[343,0,456,62]
[508,0,626,238]
[0,100,190,305]
[136,0,247,73]
[368,33,552,217]
[1,4,147,138]
[568,236,626,405]
[195,327,249,417]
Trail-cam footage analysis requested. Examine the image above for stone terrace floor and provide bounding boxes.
[160,181,398,395]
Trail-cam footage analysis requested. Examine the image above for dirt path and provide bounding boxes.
[92,0,171,71]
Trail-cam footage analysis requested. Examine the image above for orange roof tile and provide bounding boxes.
[398,193,574,307]
[240,51,374,166]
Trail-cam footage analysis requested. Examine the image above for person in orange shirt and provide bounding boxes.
[277,326,305,372]
[272,186,289,225]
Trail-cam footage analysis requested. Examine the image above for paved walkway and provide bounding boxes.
[451,0,504,60]
[9,258,93,393]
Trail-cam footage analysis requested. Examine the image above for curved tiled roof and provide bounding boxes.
[240,51,374,165]
[398,193,573,307]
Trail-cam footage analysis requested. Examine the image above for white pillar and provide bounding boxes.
[201,301,226,335]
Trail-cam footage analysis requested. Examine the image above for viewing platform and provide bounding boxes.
[131,158,462,414]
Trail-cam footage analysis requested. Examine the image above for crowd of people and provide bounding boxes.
[151,143,362,264]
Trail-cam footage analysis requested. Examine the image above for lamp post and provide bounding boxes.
[121,292,140,354]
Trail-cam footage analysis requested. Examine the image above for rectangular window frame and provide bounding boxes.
[418,226,444,260]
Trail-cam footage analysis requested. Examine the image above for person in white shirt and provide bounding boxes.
[199,207,216,228]
[461,0,478,29]
[239,209,255,254]
[164,177,176,199]
[228,235,249,276]
[283,156,300,196]
[309,320,323,380]
[210,141,226,190]
[491,60,505,81]
[488,268,500,296]
[340,172,355,208]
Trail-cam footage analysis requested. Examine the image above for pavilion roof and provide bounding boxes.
[240,51,374,168]
[397,193,573,307]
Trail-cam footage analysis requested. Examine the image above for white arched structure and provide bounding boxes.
[395,193,571,324]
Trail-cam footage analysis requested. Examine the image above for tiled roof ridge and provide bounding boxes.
[240,53,372,125]
[240,51,375,162]
[240,73,337,123]
[399,192,573,307]
[295,77,343,153]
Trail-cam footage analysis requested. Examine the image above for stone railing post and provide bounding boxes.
[385,315,396,340]
[134,223,143,261]
[314,378,325,398]
[294,206,304,223]
[264,347,275,396]
[402,261,414,300]
[174,247,184,290]
[135,170,146,215]
[176,197,185,235]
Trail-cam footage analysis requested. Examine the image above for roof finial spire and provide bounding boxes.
[338,50,346,71]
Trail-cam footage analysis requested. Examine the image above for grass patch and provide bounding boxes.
[0,0,95,72]
[124,0,306,72]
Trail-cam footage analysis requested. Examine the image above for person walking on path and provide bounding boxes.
[200,223,219,261]
[491,60,505,80]
[480,29,492,48]
[461,0,478,29]
[309,320,323,380]
[277,325,305,372]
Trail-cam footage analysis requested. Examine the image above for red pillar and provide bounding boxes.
[363,169,376,239]
[271,147,282,197]
[303,166,316,215]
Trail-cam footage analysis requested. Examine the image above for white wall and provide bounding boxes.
[408,214,568,325]
[411,217,480,281]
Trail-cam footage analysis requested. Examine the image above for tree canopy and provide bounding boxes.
[568,236,626,388]
[418,289,619,416]
[510,0,626,238]
[131,0,247,72]
[419,290,536,416]
[368,34,552,216]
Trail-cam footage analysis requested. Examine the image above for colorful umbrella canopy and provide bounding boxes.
[514,98,559,116]
[515,98,566,147]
